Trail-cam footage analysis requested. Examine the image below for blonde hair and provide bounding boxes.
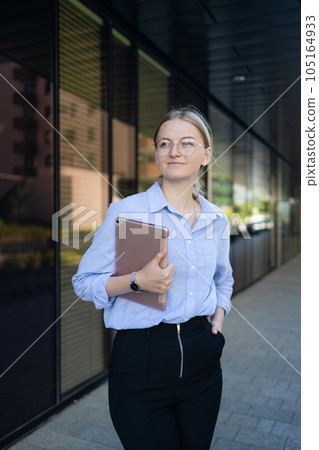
[153,105,213,199]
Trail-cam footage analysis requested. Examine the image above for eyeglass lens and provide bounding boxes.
[155,138,197,155]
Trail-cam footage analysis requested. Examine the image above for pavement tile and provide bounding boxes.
[248,405,294,424]
[222,388,244,401]
[290,412,301,426]
[7,442,44,450]
[220,398,251,414]
[235,428,287,450]
[78,424,122,448]
[215,410,231,424]
[265,371,299,383]
[227,412,259,429]
[276,381,291,390]
[248,446,271,450]
[288,382,301,393]
[259,360,282,373]
[22,428,109,450]
[228,366,265,378]
[241,392,269,406]
[46,402,107,425]
[267,397,283,409]
[213,423,239,441]
[44,415,93,437]
[66,406,108,425]
[272,422,301,441]
[256,418,275,433]
[222,379,238,390]
[259,386,300,403]
[211,438,248,449]
[281,398,301,412]
[284,438,301,450]
[252,376,278,388]
[210,436,218,447]
[232,381,261,395]
[222,373,254,384]
[78,397,108,412]
[280,364,300,375]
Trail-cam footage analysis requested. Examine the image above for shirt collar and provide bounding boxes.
[146,181,224,223]
[147,181,169,213]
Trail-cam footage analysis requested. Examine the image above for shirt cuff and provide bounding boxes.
[85,273,117,310]
[216,294,232,317]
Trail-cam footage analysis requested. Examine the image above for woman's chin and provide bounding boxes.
[161,174,196,184]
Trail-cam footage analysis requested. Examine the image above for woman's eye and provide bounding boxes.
[160,140,170,147]
[182,140,194,147]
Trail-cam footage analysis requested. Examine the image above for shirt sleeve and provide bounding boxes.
[213,215,234,317]
[72,201,122,310]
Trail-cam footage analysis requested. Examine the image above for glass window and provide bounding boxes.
[112,29,136,200]
[59,0,108,395]
[230,124,250,291]
[138,49,170,192]
[249,138,273,281]
[279,161,300,263]
[0,32,55,442]
[209,104,233,216]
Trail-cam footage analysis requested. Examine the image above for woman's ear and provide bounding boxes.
[201,147,212,167]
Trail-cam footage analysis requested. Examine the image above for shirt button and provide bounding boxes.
[189,291,193,296]
[184,317,187,322]
[187,240,191,244]
[191,265,195,270]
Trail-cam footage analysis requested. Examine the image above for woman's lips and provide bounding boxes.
[168,162,184,165]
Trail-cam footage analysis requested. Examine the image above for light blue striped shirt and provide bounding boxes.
[72,181,234,330]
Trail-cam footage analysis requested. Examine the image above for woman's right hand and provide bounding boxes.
[135,249,174,294]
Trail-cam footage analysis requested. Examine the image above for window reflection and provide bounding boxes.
[112,29,136,200]
[279,161,300,262]
[249,138,273,280]
[59,0,108,394]
[0,64,54,276]
[248,139,273,235]
[0,60,55,435]
[209,104,234,217]
[138,49,170,192]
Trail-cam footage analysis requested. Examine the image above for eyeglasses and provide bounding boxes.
[154,138,207,156]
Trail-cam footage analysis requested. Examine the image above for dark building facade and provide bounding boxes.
[0,0,300,446]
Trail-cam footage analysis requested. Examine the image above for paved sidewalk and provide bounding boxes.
[9,255,301,450]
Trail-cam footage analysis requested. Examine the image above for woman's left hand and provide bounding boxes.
[209,306,225,334]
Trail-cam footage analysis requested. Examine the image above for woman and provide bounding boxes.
[72,106,234,450]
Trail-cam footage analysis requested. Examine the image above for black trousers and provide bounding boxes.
[108,316,225,450]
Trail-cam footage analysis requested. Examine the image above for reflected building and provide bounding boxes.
[0,0,300,446]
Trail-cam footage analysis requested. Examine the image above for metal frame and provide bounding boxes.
[106,17,114,371]
[53,0,61,406]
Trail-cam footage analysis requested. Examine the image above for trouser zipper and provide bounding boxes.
[177,323,184,378]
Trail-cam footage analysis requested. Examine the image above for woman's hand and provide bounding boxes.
[209,307,225,334]
[136,248,174,294]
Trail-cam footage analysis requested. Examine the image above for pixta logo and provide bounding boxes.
[52,203,97,249]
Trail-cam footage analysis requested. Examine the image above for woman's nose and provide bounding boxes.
[169,142,182,156]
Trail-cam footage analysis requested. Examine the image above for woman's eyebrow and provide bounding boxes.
[159,136,196,140]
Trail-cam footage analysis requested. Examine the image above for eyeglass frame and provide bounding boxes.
[153,137,208,156]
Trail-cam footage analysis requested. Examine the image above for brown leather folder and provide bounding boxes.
[115,217,169,310]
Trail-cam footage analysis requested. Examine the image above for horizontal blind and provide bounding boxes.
[59,0,108,394]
